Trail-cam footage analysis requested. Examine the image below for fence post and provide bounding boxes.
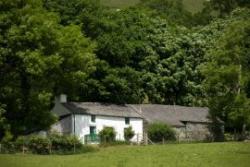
[145,133,148,145]
[49,141,52,154]
[22,142,24,154]
[73,140,76,154]
[162,138,165,145]
[0,143,1,153]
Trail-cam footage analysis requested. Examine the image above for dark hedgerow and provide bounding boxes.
[0,134,97,154]
[28,135,51,154]
[48,133,90,154]
[148,122,176,142]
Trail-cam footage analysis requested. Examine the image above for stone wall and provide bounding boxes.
[174,122,212,141]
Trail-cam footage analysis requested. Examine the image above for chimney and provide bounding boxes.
[59,94,67,103]
[139,105,142,114]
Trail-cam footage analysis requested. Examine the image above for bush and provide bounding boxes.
[148,122,176,142]
[124,126,135,142]
[0,134,97,155]
[28,135,51,154]
[48,133,83,154]
[0,141,16,153]
[99,127,116,143]
[15,136,30,153]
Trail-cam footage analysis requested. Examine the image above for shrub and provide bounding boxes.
[124,126,135,142]
[15,136,30,153]
[0,141,16,153]
[28,135,51,154]
[0,133,97,154]
[148,122,176,142]
[99,127,116,143]
[48,133,82,154]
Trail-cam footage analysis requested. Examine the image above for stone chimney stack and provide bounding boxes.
[59,94,67,103]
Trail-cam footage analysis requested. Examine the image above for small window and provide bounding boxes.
[91,115,96,122]
[125,117,130,125]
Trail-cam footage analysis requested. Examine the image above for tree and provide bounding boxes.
[202,8,250,139]
[139,0,192,26]
[0,0,96,138]
[148,122,176,142]
[209,0,250,17]
[99,127,116,143]
[124,126,135,142]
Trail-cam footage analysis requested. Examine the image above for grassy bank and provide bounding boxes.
[0,142,250,167]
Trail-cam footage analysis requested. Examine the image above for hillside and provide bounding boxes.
[100,0,205,13]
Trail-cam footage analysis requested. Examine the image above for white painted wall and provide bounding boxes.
[73,114,143,144]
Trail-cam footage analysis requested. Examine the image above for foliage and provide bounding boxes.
[124,126,135,142]
[99,127,116,143]
[48,133,84,154]
[139,0,193,26]
[148,122,176,142]
[0,134,96,154]
[1,0,250,140]
[209,0,250,16]
[0,0,96,138]
[27,135,51,154]
[202,8,250,137]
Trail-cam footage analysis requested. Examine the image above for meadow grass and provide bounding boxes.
[0,142,250,167]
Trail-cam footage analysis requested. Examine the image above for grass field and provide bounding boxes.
[0,142,250,167]
[100,0,206,13]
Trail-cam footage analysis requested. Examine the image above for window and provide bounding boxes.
[125,117,130,125]
[91,115,96,122]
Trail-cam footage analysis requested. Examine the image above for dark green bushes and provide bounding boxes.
[99,127,116,143]
[124,126,135,142]
[148,122,176,142]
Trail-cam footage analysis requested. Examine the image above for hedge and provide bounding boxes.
[0,134,97,154]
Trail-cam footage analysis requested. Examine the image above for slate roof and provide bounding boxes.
[62,102,142,118]
[56,101,210,126]
[130,104,210,127]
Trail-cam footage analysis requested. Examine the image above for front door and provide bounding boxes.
[89,126,98,142]
[90,126,96,135]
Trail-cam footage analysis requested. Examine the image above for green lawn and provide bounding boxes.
[0,142,250,167]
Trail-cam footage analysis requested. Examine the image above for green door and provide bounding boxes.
[90,126,96,135]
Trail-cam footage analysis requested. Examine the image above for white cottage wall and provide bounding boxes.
[73,114,143,143]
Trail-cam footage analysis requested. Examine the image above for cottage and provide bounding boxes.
[51,95,212,143]
[51,95,143,144]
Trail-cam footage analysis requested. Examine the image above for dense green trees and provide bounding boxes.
[0,0,250,139]
[202,8,250,137]
[0,0,96,138]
